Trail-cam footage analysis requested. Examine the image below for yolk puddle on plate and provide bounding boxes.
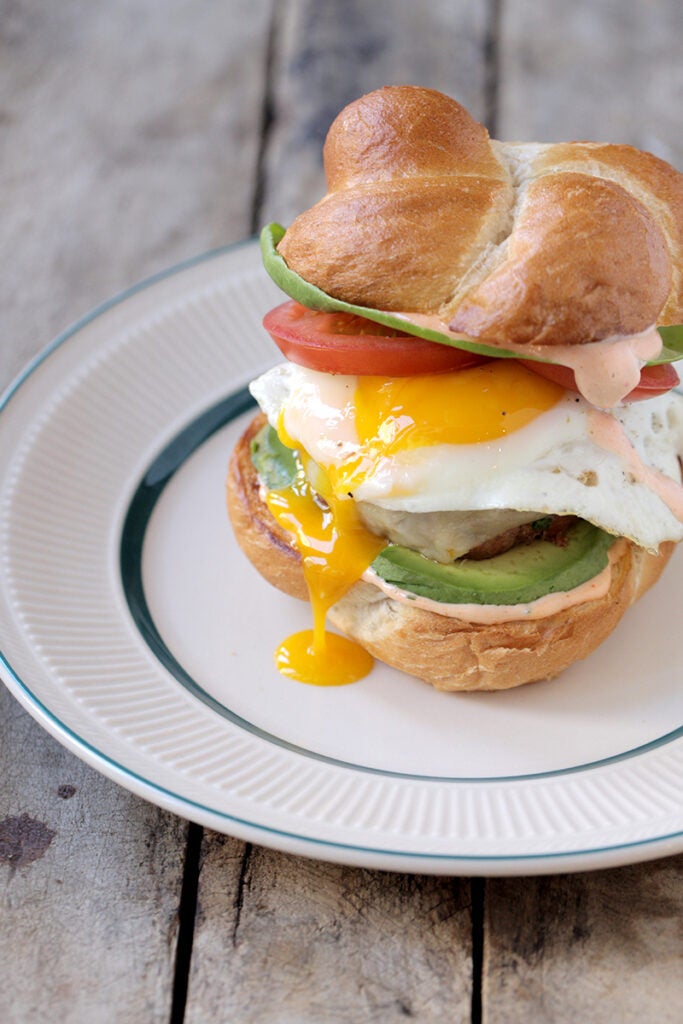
[266,361,564,685]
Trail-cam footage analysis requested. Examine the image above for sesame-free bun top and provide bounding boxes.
[277,86,683,346]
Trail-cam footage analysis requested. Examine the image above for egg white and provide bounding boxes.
[250,363,683,552]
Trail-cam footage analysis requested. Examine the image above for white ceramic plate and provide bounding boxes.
[2,240,683,876]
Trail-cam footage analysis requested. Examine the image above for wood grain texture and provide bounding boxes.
[0,685,186,1023]
[185,836,473,1024]
[1,2,271,1021]
[498,0,683,168]
[484,859,683,1023]
[0,0,272,384]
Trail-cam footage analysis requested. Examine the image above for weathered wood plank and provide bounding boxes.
[498,0,683,168]
[0,0,272,385]
[1,1,272,1020]
[186,837,473,1024]
[484,859,683,1023]
[0,685,187,1023]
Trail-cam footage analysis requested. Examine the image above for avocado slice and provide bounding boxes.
[371,521,616,606]
[261,223,683,367]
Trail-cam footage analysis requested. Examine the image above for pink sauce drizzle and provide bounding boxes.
[363,540,626,624]
[394,314,663,409]
[540,329,662,409]
[587,409,683,522]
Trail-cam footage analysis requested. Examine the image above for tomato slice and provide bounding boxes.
[263,301,489,376]
[519,359,680,402]
[263,301,681,394]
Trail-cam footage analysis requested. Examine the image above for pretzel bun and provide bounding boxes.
[277,85,683,346]
[227,415,674,692]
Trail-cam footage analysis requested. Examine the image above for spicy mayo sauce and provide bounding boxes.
[394,314,663,409]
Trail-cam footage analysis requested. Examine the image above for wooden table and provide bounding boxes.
[2,3,683,1021]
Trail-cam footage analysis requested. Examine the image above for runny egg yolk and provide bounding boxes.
[266,455,386,686]
[267,361,565,686]
[331,361,566,495]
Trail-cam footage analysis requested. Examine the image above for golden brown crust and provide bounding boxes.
[278,87,514,317]
[322,85,509,190]
[279,179,512,314]
[226,415,675,692]
[448,172,672,345]
[536,142,683,327]
[277,86,683,345]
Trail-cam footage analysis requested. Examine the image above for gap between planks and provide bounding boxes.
[168,833,487,1024]
[170,822,204,1024]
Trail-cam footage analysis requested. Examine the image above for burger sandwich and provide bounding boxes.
[227,85,683,691]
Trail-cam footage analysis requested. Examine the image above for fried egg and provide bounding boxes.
[251,361,683,553]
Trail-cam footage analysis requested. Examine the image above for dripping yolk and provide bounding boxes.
[265,455,385,686]
[265,361,563,686]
